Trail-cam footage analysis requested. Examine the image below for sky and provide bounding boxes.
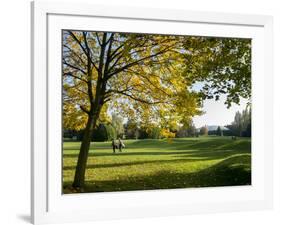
[192,95,248,128]
[109,91,248,129]
[191,81,248,128]
[108,82,249,128]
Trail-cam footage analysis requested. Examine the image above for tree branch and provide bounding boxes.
[63,61,87,74]
[67,31,88,56]
[109,43,124,59]
[79,105,90,114]
[95,33,102,46]
[108,89,166,105]
[82,32,99,72]
[106,45,173,80]
[97,32,108,78]
[63,72,88,83]
[104,33,114,75]
[63,44,86,66]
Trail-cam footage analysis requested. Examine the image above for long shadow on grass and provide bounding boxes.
[97,154,251,191]
[63,155,228,171]
[63,145,250,172]
[63,151,250,171]
[63,147,248,160]
[63,154,251,193]
[63,151,192,158]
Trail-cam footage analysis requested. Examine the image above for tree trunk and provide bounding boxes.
[72,112,98,188]
[70,32,108,190]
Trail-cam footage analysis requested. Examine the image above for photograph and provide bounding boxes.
[62,30,251,194]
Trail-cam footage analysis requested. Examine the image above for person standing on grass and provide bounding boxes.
[118,138,125,152]
[112,139,117,153]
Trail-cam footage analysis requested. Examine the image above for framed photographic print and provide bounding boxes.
[31,1,273,224]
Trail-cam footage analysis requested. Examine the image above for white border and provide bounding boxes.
[31,1,273,224]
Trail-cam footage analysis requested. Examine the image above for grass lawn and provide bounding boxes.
[63,136,251,193]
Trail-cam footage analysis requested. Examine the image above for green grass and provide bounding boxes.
[63,136,251,193]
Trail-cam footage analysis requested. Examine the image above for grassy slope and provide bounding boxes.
[63,136,251,193]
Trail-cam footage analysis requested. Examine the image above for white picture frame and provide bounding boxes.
[31,1,273,224]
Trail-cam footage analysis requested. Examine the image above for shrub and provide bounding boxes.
[148,127,161,139]
[92,124,108,141]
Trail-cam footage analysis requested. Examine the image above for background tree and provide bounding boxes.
[104,124,117,140]
[241,108,251,135]
[138,127,150,139]
[63,31,203,188]
[245,122,251,137]
[227,111,243,136]
[92,124,108,141]
[124,119,139,139]
[186,121,197,137]
[176,128,188,138]
[216,126,223,136]
[176,120,196,137]
[111,113,124,138]
[227,107,251,137]
[200,125,208,136]
[149,126,162,139]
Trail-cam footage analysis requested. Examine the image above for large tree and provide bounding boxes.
[63,31,202,188]
[63,31,251,189]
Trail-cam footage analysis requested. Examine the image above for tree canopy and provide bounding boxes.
[182,37,251,107]
[63,31,251,133]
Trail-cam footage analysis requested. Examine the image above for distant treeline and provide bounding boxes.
[63,121,198,142]
[64,123,117,142]
[63,107,251,141]
[203,107,251,137]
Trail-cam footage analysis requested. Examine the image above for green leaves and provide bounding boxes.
[182,37,251,107]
